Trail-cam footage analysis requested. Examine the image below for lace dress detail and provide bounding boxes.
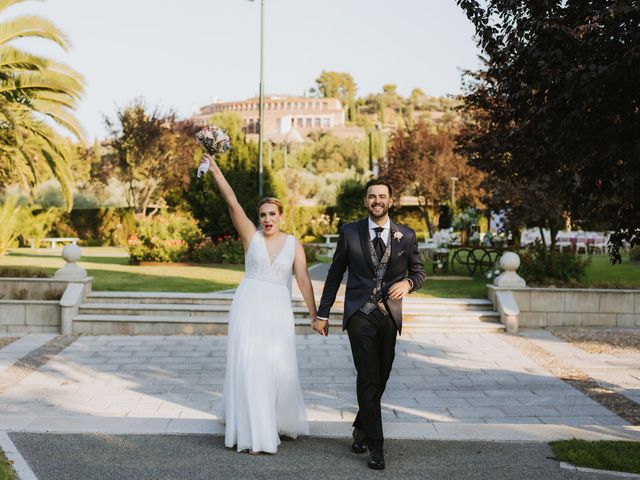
[221,231,308,453]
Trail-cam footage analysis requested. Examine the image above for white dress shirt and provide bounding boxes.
[368,218,390,245]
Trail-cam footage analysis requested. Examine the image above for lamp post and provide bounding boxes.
[249,0,265,197]
[450,176,459,208]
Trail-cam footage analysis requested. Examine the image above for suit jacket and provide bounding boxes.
[318,218,426,334]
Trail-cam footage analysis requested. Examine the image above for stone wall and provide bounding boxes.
[0,300,60,333]
[0,278,92,333]
[488,286,640,328]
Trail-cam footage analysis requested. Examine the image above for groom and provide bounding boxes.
[313,178,426,470]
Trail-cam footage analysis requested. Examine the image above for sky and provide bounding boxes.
[9,0,483,141]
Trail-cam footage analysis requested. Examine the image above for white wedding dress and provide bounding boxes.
[221,230,309,453]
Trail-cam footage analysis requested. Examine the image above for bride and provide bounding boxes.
[201,154,320,454]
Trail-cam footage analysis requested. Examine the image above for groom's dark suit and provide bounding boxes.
[318,218,426,450]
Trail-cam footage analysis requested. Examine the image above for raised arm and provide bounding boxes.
[292,240,319,332]
[204,154,256,248]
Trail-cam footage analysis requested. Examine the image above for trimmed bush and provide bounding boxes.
[0,267,50,278]
[518,241,591,285]
[128,211,202,263]
[191,236,244,264]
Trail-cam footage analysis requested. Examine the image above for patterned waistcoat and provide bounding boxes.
[360,235,392,316]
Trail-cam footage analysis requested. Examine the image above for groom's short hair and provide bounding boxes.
[364,178,393,197]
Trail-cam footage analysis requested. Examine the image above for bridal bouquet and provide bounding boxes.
[195,125,231,178]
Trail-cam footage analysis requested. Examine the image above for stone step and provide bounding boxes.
[86,292,494,311]
[403,318,505,333]
[78,302,500,323]
[72,313,504,335]
[86,291,236,305]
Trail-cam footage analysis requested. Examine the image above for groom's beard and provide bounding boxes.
[368,204,389,219]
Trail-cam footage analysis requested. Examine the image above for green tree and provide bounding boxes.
[382,122,484,237]
[456,0,640,261]
[335,178,367,225]
[104,99,197,214]
[295,132,368,174]
[0,0,84,210]
[313,70,357,122]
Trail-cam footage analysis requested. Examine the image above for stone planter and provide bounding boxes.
[0,278,92,333]
[488,285,640,328]
[0,299,60,333]
[487,252,640,332]
[1,244,92,333]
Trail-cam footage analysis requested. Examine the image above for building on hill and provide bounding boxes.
[190,95,365,142]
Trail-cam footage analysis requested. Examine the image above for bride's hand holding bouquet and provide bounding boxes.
[195,125,231,178]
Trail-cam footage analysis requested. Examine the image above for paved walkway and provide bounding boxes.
[523,329,640,405]
[7,434,628,480]
[0,332,638,442]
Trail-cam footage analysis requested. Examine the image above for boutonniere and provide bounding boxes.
[393,230,403,243]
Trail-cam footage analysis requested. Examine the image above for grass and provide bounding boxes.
[1,248,244,293]
[582,254,640,288]
[416,276,490,299]
[0,450,16,480]
[550,439,640,474]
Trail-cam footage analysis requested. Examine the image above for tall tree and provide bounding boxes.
[313,71,357,122]
[0,0,84,209]
[381,122,484,236]
[104,100,195,214]
[456,0,640,261]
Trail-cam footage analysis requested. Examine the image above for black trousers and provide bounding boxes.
[347,308,397,450]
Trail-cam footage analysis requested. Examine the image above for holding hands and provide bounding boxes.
[312,317,328,336]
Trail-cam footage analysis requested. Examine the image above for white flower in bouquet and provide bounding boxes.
[195,125,231,178]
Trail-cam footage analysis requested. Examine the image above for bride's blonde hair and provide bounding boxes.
[257,197,283,214]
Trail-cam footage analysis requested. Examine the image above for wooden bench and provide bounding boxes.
[30,237,80,249]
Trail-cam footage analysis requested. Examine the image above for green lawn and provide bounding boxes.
[0,450,16,480]
[582,254,640,288]
[550,440,640,474]
[416,276,489,299]
[1,248,244,293]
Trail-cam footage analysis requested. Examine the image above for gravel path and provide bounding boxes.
[0,336,77,394]
[549,327,640,354]
[0,337,19,350]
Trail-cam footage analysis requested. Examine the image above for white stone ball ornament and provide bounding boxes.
[54,244,87,280]
[493,252,526,287]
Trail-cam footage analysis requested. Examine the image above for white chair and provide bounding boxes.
[520,228,539,246]
[575,231,588,254]
[590,233,608,255]
[555,231,572,252]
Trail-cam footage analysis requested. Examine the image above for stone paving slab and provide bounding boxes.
[0,333,637,442]
[522,330,640,404]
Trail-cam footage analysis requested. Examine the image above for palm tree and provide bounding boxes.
[0,0,84,209]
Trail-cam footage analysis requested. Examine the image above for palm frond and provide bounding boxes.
[0,0,38,16]
[0,45,48,71]
[0,15,70,50]
[25,90,78,110]
[41,147,72,210]
[0,70,83,99]
[31,100,84,139]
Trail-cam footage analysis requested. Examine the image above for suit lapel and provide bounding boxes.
[389,221,397,260]
[358,219,375,274]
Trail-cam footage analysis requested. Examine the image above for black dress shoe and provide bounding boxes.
[367,448,385,470]
[351,428,367,454]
